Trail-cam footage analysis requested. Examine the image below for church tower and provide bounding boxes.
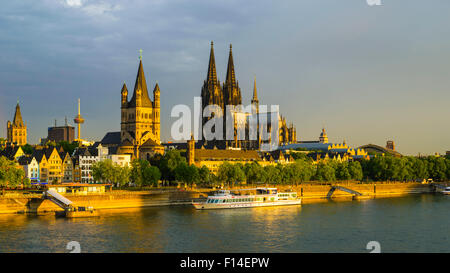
[187,133,195,166]
[251,76,260,148]
[201,42,224,124]
[319,128,328,143]
[153,82,161,142]
[119,52,163,159]
[222,44,243,148]
[223,44,242,106]
[251,76,259,113]
[7,102,27,146]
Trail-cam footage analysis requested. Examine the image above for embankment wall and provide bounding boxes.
[0,182,441,214]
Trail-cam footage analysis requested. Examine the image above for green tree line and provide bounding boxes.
[361,155,450,182]
[0,156,30,191]
[91,150,450,187]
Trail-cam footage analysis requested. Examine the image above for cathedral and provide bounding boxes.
[117,56,164,159]
[7,102,27,146]
[199,42,297,150]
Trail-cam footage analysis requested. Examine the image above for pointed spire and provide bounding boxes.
[252,75,258,102]
[121,82,128,93]
[153,82,160,93]
[225,44,236,88]
[121,82,128,106]
[206,41,218,84]
[129,58,153,107]
[13,102,24,127]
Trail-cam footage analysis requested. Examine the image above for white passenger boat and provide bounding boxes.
[442,187,450,195]
[192,187,301,210]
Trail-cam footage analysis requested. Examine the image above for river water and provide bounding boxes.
[0,194,448,253]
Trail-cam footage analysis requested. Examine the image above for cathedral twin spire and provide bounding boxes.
[203,41,246,109]
[206,41,219,86]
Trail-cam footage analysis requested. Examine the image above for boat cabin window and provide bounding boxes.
[257,188,278,195]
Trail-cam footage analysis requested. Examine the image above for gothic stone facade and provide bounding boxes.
[200,42,297,150]
[7,103,27,146]
[118,58,164,159]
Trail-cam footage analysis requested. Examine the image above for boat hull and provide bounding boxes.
[193,199,301,210]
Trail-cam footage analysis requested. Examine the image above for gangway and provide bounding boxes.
[43,190,74,210]
[430,183,449,191]
[327,185,363,199]
[333,186,363,196]
[42,190,97,218]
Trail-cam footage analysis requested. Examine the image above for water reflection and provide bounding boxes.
[0,194,448,253]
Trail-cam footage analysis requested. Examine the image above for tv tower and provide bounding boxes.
[73,98,85,142]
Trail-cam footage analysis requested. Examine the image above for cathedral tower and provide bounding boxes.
[201,42,224,122]
[7,102,27,146]
[223,44,242,106]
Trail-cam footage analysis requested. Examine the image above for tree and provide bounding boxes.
[263,165,281,184]
[130,159,144,186]
[93,159,131,187]
[314,162,336,182]
[0,156,27,189]
[348,161,363,181]
[335,162,351,181]
[426,156,447,181]
[175,162,199,187]
[218,162,246,186]
[295,159,315,182]
[142,165,161,186]
[243,162,263,184]
[21,144,33,155]
[46,141,57,147]
[58,141,78,155]
[116,165,131,187]
[198,165,212,185]
[159,150,187,182]
[92,159,114,183]
[129,159,161,187]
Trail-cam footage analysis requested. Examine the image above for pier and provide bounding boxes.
[430,183,449,192]
[327,185,371,200]
[43,190,97,218]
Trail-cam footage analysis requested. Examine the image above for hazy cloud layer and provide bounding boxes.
[0,0,449,155]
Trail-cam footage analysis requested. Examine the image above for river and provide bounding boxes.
[0,194,448,253]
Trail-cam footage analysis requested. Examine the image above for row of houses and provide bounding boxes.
[0,143,131,184]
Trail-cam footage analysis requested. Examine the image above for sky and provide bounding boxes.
[0,0,449,156]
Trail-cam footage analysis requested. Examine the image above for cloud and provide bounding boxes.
[82,2,121,17]
[59,0,121,20]
[64,0,84,7]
